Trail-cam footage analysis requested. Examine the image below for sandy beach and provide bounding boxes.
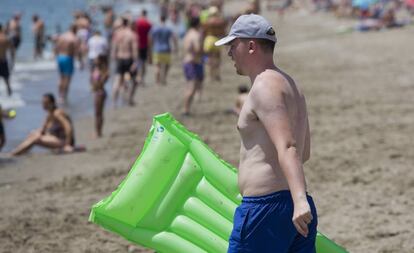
[1,2,414,252]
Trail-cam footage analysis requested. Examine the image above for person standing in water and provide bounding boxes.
[54,24,81,104]
[6,13,22,68]
[0,24,12,96]
[32,14,45,60]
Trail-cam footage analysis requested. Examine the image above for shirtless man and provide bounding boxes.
[54,24,81,104]
[11,93,76,156]
[215,14,317,252]
[0,24,12,96]
[182,17,204,116]
[32,15,45,59]
[7,13,22,67]
[111,17,138,107]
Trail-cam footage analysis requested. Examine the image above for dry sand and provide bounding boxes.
[1,2,413,252]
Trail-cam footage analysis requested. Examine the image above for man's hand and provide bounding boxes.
[292,199,313,237]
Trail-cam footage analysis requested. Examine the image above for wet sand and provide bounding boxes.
[1,2,413,253]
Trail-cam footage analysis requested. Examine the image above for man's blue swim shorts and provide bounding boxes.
[228,190,318,253]
[57,55,74,76]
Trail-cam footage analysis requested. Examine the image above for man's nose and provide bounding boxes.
[227,48,232,57]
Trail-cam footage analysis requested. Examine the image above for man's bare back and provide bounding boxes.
[0,33,10,59]
[112,27,137,60]
[183,29,202,63]
[32,19,44,37]
[237,69,310,196]
[55,31,79,57]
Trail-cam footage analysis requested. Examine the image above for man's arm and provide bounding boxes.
[303,113,310,163]
[251,76,313,237]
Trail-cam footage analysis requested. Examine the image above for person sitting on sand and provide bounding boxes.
[11,93,82,156]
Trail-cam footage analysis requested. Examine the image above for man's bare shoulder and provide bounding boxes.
[251,70,290,100]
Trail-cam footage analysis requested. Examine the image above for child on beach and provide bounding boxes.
[90,54,109,138]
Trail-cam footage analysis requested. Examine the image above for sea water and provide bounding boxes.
[0,0,161,152]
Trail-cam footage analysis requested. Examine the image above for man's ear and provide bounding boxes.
[248,40,255,54]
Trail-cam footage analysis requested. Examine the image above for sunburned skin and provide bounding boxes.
[112,27,137,60]
[237,68,310,197]
[55,31,79,57]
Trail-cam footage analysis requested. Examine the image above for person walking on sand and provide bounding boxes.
[54,24,81,104]
[135,9,152,85]
[203,6,226,82]
[111,17,138,107]
[11,93,81,156]
[150,15,177,85]
[90,54,109,138]
[0,24,12,96]
[32,14,45,60]
[182,17,204,116]
[215,14,317,252]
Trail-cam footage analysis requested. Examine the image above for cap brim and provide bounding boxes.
[214,35,236,46]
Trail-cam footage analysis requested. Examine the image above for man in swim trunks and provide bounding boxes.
[182,17,204,116]
[111,17,138,107]
[215,14,317,253]
[32,14,45,59]
[54,24,81,104]
[0,24,12,96]
[11,93,76,156]
[6,13,22,68]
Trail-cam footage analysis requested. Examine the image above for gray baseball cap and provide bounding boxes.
[215,14,277,46]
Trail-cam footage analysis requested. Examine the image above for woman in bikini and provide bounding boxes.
[11,93,76,156]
